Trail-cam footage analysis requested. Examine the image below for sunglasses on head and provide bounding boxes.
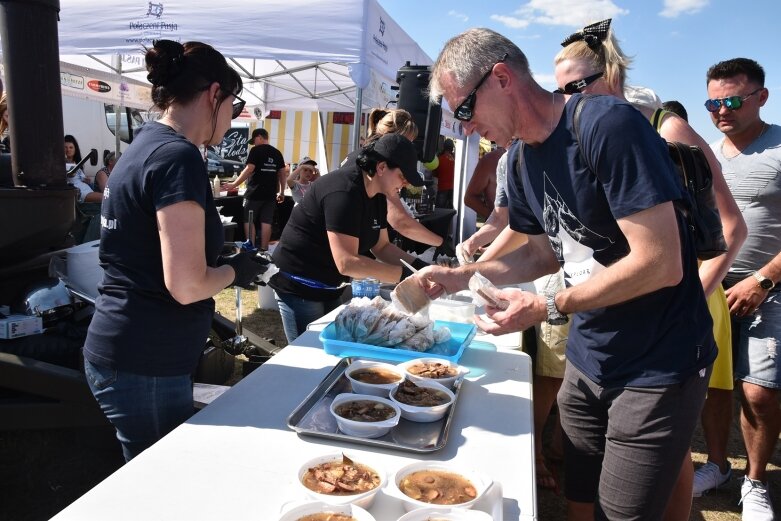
[704,88,762,113]
[554,72,603,95]
[453,53,509,122]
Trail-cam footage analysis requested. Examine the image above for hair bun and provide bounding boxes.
[146,39,187,86]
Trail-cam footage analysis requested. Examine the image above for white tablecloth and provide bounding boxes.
[52,313,535,521]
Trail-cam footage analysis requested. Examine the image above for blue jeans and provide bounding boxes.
[84,358,195,461]
[274,290,341,343]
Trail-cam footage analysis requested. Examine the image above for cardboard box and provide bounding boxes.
[0,314,43,339]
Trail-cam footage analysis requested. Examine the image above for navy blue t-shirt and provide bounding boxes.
[270,163,388,301]
[507,94,715,387]
[243,144,285,200]
[84,121,224,376]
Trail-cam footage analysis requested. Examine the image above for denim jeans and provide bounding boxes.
[274,290,341,343]
[733,291,781,388]
[84,358,195,461]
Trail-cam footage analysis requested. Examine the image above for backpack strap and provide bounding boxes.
[572,94,596,173]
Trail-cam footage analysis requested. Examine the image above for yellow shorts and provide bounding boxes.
[707,285,733,390]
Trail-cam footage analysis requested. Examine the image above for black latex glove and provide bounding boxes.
[217,251,265,289]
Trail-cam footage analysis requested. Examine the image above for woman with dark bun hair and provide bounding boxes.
[82,40,264,461]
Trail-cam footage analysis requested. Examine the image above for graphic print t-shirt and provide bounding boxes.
[507,94,715,387]
[244,143,285,200]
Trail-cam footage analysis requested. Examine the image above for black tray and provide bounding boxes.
[286,358,463,453]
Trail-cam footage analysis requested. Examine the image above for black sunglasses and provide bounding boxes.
[704,88,762,113]
[453,53,509,122]
[230,92,246,119]
[554,72,603,95]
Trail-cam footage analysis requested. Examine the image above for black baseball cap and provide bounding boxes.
[299,156,317,166]
[372,133,423,186]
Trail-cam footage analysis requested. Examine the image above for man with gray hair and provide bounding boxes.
[417,28,715,520]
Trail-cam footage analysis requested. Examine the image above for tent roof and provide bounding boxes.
[54,0,432,113]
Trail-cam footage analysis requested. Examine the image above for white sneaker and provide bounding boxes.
[740,477,775,521]
[692,461,732,497]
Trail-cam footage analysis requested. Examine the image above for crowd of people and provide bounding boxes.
[5,16,775,521]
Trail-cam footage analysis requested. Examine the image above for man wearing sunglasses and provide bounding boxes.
[223,127,287,250]
[416,28,715,520]
[707,57,780,521]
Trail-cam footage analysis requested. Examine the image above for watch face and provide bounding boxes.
[760,278,774,290]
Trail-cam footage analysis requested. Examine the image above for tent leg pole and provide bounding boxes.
[351,88,363,151]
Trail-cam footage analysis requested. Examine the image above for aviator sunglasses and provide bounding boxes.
[704,88,762,113]
[453,53,509,122]
[554,72,603,95]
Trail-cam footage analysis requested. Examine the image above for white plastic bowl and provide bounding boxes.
[395,507,493,521]
[396,357,470,389]
[296,452,386,509]
[389,379,455,423]
[344,360,405,397]
[392,461,493,512]
[277,500,376,521]
[330,393,401,438]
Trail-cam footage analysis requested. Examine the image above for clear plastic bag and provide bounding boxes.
[468,271,509,310]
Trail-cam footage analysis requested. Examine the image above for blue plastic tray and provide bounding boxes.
[319,320,477,363]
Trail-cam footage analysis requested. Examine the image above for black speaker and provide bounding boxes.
[396,63,442,163]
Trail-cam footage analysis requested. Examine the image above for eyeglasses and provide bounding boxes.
[704,88,762,113]
[453,53,509,122]
[554,72,603,95]
[230,93,246,119]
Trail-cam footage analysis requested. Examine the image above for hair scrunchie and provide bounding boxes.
[560,19,612,50]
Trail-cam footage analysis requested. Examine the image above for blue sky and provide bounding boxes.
[379,0,779,144]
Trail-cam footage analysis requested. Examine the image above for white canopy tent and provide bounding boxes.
[14,0,476,241]
[55,0,432,118]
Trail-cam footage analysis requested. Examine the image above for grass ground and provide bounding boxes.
[1,287,778,520]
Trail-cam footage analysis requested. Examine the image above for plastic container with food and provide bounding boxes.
[389,378,455,423]
[296,452,386,509]
[329,393,401,438]
[391,462,493,512]
[428,297,476,324]
[277,500,376,521]
[344,359,405,397]
[396,357,470,389]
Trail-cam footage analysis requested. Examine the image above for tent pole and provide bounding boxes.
[351,87,363,152]
[113,54,122,158]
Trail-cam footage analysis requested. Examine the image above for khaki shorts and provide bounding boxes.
[531,272,567,378]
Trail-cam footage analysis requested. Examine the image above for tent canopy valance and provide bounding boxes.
[53,0,433,114]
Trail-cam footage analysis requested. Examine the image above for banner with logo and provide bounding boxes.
[218,128,249,162]
[60,61,151,109]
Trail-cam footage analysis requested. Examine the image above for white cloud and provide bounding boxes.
[490,14,531,29]
[659,0,709,18]
[492,0,629,29]
[448,10,469,23]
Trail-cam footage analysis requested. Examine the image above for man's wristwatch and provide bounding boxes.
[545,291,569,325]
[752,271,776,290]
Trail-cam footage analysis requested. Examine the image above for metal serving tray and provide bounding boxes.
[287,358,464,453]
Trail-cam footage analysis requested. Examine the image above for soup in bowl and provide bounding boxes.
[297,452,385,509]
[392,462,492,512]
[345,360,404,397]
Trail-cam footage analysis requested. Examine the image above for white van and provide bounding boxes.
[62,96,149,180]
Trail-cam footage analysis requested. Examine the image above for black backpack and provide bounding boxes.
[573,96,727,260]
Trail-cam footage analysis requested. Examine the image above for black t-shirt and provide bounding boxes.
[244,144,285,200]
[270,163,388,301]
[84,121,224,376]
[507,94,716,387]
